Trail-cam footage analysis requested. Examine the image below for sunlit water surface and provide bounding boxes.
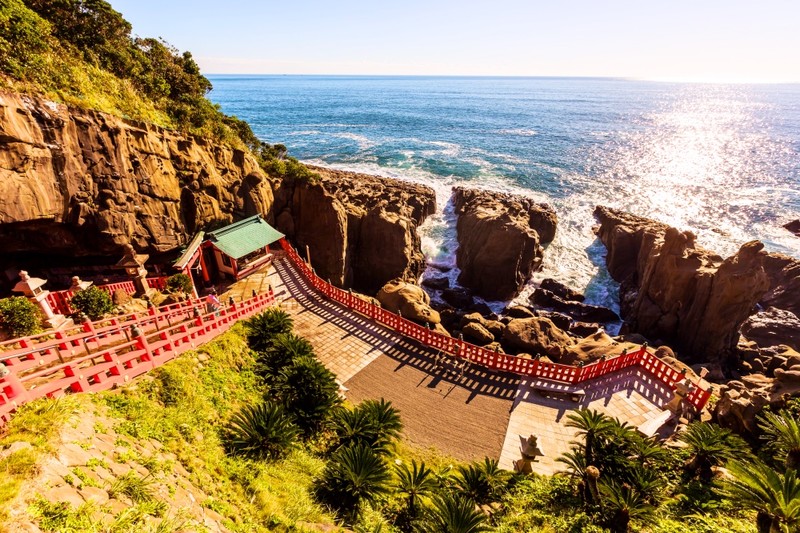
[209,76,800,311]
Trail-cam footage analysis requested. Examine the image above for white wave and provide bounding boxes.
[287,130,322,136]
[331,132,376,151]
[498,128,538,137]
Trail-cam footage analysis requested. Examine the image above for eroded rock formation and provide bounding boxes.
[452,187,557,301]
[0,91,435,295]
[274,167,436,294]
[594,206,800,365]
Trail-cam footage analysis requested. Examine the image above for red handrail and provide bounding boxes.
[278,238,712,411]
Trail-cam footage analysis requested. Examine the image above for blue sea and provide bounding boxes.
[208,75,800,311]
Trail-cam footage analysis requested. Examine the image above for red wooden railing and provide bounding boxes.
[278,238,712,411]
[0,289,275,424]
[45,276,170,316]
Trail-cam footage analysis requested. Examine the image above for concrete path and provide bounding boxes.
[254,254,672,471]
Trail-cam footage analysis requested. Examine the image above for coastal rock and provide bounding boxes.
[501,317,574,359]
[530,288,619,323]
[376,279,441,325]
[594,206,773,365]
[452,187,557,300]
[441,287,474,309]
[540,278,584,302]
[785,219,800,237]
[422,275,450,290]
[562,332,639,365]
[462,322,494,345]
[740,308,800,352]
[504,305,536,319]
[0,92,273,262]
[277,166,436,293]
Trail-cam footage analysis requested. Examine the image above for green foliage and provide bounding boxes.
[257,142,320,183]
[165,273,193,295]
[394,459,437,527]
[453,458,509,505]
[758,410,800,470]
[0,295,42,337]
[256,332,313,382]
[224,401,300,461]
[679,422,750,483]
[599,479,655,533]
[245,309,294,354]
[108,471,156,504]
[0,0,50,78]
[272,356,341,437]
[316,443,391,521]
[332,399,403,455]
[422,493,490,533]
[69,286,114,320]
[721,459,800,533]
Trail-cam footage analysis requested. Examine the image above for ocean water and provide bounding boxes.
[208,75,800,311]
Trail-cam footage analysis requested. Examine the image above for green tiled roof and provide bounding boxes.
[207,215,284,259]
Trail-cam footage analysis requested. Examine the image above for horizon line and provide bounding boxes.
[203,73,800,85]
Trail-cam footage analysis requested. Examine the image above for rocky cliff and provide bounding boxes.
[594,206,800,364]
[0,91,434,294]
[452,187,557,300]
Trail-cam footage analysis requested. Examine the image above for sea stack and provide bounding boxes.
[452,187,557,301]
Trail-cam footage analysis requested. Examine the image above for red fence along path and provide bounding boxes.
[278,238,712,411]
[45,277,170,316]
[0,290,275,424]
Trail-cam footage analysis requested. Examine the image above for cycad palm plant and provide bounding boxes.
[423,493,490,533]
[256,332,315,381]
[759,410,800,470]
[274,356,341,436]
[245,308,293,353]
[566,409,614,467]
[316,442,391,521]
[224,401,299,460]
[721,459,800,533]
[394,459,437,528]
[599,479,655,533]
[332,399,403,455]
[361,398,403,449]
[679,421,749,482]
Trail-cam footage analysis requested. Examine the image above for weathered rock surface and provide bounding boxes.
[452,187,557,300]
[501,317,574,359]
[0,92,273,260]
[785,219,800,238]
[539,278,584,302]
[741,308,800,352]
[594,206,783,364]
[277,167,436,293]
[0,92,435,295]
[530,288,619,323]
[377,279,441,326]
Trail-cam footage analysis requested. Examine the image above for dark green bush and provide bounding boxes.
[224,401,300,461]
[255,332,314,383]
[332,399,402,455]
[165,273,193,295]
[0,0,51,78]
[0,296,42,337]
[273,356,341,437]
[69,286,114,320]
[245,308,294,354]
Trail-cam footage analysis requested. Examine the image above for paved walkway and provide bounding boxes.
[261,254,672,472]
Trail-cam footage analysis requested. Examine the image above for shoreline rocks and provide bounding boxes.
[451,187,557,301]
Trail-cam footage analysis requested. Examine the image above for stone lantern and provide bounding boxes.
[12,271,68,330]
[115,244,150,297]
[69,276,92,292]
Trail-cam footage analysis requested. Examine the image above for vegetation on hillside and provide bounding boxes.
[5,306,798,532]
[0,0,318,184]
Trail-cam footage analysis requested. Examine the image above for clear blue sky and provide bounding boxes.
[111,0,799,82]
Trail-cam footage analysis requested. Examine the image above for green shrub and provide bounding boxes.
[69,286,114,320]
[273,357,341,437]
[165,273,193,295]
[224,401,300,461]
[0,296,42,337]
[255,332,313,382]
[332,399,403,455]
[0,0,51,78]
[245,309,294,354]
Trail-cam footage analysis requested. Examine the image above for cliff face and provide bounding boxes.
[594,206,798,364]
[452,187,557,300]
[273,167,436,294]
[0,92,434,294]
[0,91,273,258]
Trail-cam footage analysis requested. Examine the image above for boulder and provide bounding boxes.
[462,322,494,345]
[562,331,639,365]
[505,305,536,319]
[740,307,800,351]
[530,289,619,323]
[784,219,800,237]
[540,278,585,302]
[569,322,601,337]
[112,289,132,306]
[536,310,573,331]
[441,287,474,309]
[501,317,574,359]
[452,187,557,300]
[377,279,441,325]
[422,275,450,290]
